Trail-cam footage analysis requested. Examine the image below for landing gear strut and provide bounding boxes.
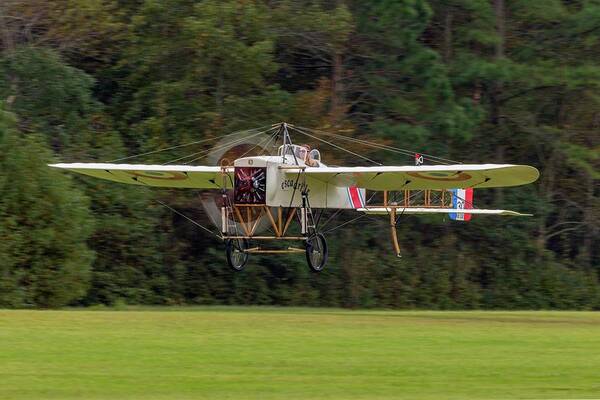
[221,188,330,272]
[301,192,328,272]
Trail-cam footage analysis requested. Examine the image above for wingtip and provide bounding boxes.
[522,165,541,184]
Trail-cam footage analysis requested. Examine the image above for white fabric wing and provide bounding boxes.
[49,163,232,189]
[293,164,539,190]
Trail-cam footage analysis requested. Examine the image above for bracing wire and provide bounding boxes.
[134,179,221,239]
[260,131,280,156]
[108,124,277,163]
[180,130,268,165]
[319,191,378,232]
[290,125,383,166]
[155,199,221,239]
[237,129,280,160]
[180,128,276,165]
[290,125,460,165]
[294,125,458,164]
[110,121,469,240]
[163,126,277,165]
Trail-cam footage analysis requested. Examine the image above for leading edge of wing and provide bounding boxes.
[295,164,540,190]
[49,163,231,189]
[49,163,225,172]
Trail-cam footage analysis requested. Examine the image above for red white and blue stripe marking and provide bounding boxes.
[347,186,366,209]
[449,188,473,221]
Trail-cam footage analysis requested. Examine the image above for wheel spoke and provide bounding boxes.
[226,239,249,271]
[306,234,327,272]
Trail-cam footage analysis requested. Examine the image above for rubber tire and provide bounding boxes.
[305,233,328,273]
[226,238,249,271]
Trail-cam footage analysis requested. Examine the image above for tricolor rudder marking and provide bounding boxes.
[449,188,473,221]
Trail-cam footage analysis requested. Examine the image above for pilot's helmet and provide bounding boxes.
[308,149,321,162]
[307,149,321,166]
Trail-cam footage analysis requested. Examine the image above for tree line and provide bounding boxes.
[0,0,597,308]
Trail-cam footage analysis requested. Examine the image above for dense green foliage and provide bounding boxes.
[0,105,93,307]
[0,0,597,308]
[1,308,600,399]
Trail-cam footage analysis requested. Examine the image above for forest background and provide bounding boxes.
[0,0,597,309]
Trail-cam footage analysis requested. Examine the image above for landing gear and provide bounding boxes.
[222,189,329,272]
[305,233,328,272]
[225,238,249,271]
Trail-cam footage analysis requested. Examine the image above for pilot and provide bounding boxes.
[297,144,309,163]
[297,144,320,166]
[306,148,321,167]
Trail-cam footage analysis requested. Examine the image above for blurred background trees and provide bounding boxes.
[0,0,597,308]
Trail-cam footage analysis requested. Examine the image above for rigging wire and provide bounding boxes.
[108,124,277,163]
[162,126,277,165]
[237,129,280,160]
[322,213,369,235]
[155,199,221,239]
[180,128,275,165]
[293,124,458,164]
[290,125,460,165]
[260,130,280,156]
[289,125,383,166]
[110,121,470,241]
[319,191,378,232]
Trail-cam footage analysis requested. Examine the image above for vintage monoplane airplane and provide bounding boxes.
[50,122,539,272]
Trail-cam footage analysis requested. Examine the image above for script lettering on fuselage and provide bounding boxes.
[281,179,308,192]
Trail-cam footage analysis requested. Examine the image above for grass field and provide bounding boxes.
[1,308,599,399]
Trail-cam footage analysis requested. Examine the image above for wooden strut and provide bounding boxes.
[245,247,305,254]
[233,206,251,236]
[246,207,252,231]
[389,208,401,258]
[277,207,283,236]
[249,207,264,236]
[225,205,303,242]
[282,208,297,236]
[228,204,301,243]
[263,206,280,236]
[374,189,453,209]
[223,236,306,240]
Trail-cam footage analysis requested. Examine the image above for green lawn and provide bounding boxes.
[0,308,599,399]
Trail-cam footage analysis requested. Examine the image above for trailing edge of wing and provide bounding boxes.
[49,163,232,189]
[295,164,539,190]
[358,207,532,217]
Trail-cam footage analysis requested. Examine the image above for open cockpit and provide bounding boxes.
[277,144,321,167]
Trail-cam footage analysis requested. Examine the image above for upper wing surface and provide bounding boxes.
[292,164,539,190]
[49,163,231,189]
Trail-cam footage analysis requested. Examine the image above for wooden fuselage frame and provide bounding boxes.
[220,155,459,256]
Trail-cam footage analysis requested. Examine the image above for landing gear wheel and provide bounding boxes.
[305,233,328,272]
[226,238,249,271]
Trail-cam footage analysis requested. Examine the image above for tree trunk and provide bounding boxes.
[0,2,15,55]
[443,8,453,63]
[536,151,556,257]
[330,51,344,124]
[580,174,595,268]
[493,0,506,204]
[494,0,505,59]
[215,66,224,116]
